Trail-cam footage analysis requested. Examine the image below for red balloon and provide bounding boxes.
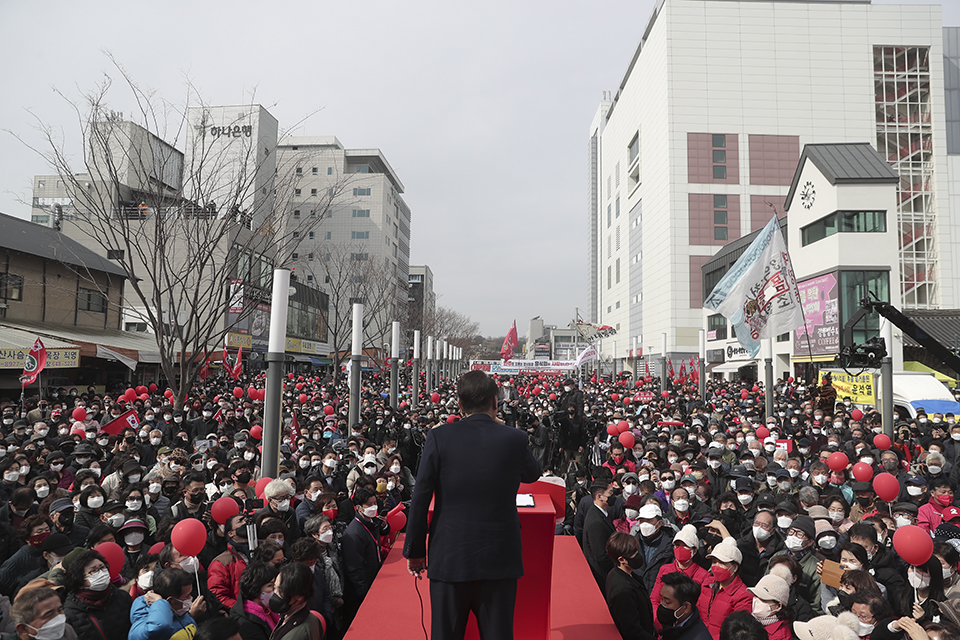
[255,477,273,499]
[232,387,243,398]
[170,518,207,557]
[635,380,642,387]
[741,390,749,400]
[125,388,137,400]
[590,376,597,383]
[893,525,934,566]
[645,377,653,383]
[287,373,295,380]
[164,389,174,399]
[139,393,149,401]
[851,409,864,421]
[752,385,760,392]
[827,451,849,472]
[661,390,670,398]
[874,433,892,450]
[873,473,900,502]
[136,386,148,395]
[149,383,158,392]
[71,407,87,422]
[787,376,794,383]
[94,541,125,579]
[299,394,308,404]
[447,415,458,423]
[532,386,541,395]
[618,432,636,449]
[756,426,770,440]
[852,462,874,482]
[250,425,263,440]
[430,393,440,403]
[618,420,630,433]
[323,405,335,416]
[295,383,303,391]
[611,394,620,402]
[548,393,557,400]
[71,426,85,437]
[211,496,240,525]
[148,542,165,555]
[606,424,619,436]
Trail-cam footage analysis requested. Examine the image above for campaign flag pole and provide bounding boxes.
[699,329,707,400]
[425,337,434,394]
[389,321,400,408]
[660,333,668,394]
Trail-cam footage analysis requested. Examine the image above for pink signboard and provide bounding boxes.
[793,272,840,357]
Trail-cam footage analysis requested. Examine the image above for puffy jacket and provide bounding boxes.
[0,544,42,597]
[64,586,133,640]
[129,595,197,640]
[919,496,951,533]
[773,548,822,615]
[764,619,792,640]
[208,545,248,608]
[696,575,752,640]
[651,560,711,613]
[635,532,675,595]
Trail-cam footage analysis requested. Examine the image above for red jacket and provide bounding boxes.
[918,496,950,533]
[764,619,791,640]
[697,574,752,640]
[208,545,247,608]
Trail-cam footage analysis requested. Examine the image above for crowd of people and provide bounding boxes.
[0,366,958,640]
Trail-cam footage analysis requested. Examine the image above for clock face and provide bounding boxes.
[800,181,816,210]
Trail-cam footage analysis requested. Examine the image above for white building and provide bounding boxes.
[589,0,950,373]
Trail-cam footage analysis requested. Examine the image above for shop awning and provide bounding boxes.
[904,360,958,387]
[709,361,757,373]
[791,354,837,363]
[0,319,162,365]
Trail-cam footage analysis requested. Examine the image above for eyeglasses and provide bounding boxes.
[752,520,773,531]
[786,529,808,540]
[84,563,106,577]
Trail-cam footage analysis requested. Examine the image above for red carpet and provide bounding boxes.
[344,534,621,640]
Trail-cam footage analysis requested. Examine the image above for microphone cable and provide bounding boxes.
[414,572,429,640]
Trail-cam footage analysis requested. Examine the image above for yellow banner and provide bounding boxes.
[820,370,875,405]
[0,348,79,370]
[286,337,302,352]
[226,333,253,349]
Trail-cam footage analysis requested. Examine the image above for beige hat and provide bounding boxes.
[673,524,699,549]
[794,612,859,640]
[807,505,830,521]
[748,573,789,605]
[707,540,742,564]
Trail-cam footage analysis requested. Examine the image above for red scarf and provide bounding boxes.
[75,587,112,609]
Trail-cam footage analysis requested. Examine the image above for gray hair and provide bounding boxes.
[263,478,294,500]
[10,587,58,626]
[798,486,819,505]
[303,514,331,538]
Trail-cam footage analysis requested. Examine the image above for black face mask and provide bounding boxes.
[701,531,722,549]
[856,496,872,507]
[837,591,855,610]
[58,511,74,528]
[268,592,291,614]
[721,508,739,521]
[627,554,644,570]
[657,604,683,628]
[162,485,179,497]
[188,491,204,504]
[236,472,252,484]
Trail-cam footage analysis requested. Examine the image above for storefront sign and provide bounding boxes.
[795,273,840,356]
[821,370,875,405]
[0,348,79,370]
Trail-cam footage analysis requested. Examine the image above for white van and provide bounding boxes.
[879,371,960,420]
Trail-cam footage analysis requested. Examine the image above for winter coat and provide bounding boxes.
[696,575,752,640]
[763,619,792,640]
[918,496,951,533]
[636,531,677,595]
[208,544,248,608]
[736,530,785,588]
[269,605,324,640]
[64,586,133,640]
[0,544,42,598]
[340,516,385,604]
[651,561,711,614]
[129,595,197,640]
[773,548,822,615]
[230,594,276,640]
[605,567,655,640]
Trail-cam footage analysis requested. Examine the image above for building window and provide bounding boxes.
[776,332,789,342]
[293,210,300,218]
[713,150,726,163]
[714,210,727,224]
[307,275,314,282]
[840,270,890,346]
[615,197,620,218]
[714,195,727,209]
[125,322,147,332]
[327,167,333,175]
[292,253,299,259]
[355,165,370,174]
[616,301,621,309]
[351,231,370,240]
[310,188,317,196]
[607,204,612,228]
[353,188,371,196]
[308,253,314,261]
[349,297,367,304]
[714,226,728,240]
[713,134,726,148]
[78,287,106,313]
[616,258,620,283]
[294,189,301,196]
[106,249,124,260]
[607,265,612,290]
[350,253,369,261]
[296,167,302,175]
[326,231,331,240]
[311,167,318,175]
[801,210,885,246]
[713,166,727,180]
[628,134,640,165]
[352,209,370,218]
[0,274,23,301]
[308,231,315,239]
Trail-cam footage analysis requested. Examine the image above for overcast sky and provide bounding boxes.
[1,0,956,339]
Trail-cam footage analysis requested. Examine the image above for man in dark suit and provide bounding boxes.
[582,480,617,595]
[404,370,541,640]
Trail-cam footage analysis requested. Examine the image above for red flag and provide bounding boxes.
[199,352,211,380]
[500,320,519,363]
[231,346,243,381]
[668,359,675,379]
[213,407,224,423]
[288,411,300,448]
[20,338,47,386]
[101,408,141,436]
[222,343,231,376]
[644,360,650,378]
[679,360,687,379]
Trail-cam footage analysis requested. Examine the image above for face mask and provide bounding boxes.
[813,474,827,485]
[169,463,181,472]
[268,592,291,614]
[323,507,338,521]
[179,555,199,574]
[639,522,658,537]
[87,496,104,509]
[323,459,337,471]
[244,452,255,461]
[752,598,775,618]
[386,481,396,491]
[937,493,952,506]
[777,516,793,530]
[656,604,684,628]
[708,460,721,470]
[148,482,161,494]
[908,568,931,589]
[662,480,675,491]
[778,481,791,492]
[894,515,912,528]
[737,493,753,506]
[826,510,844,523]
[128,474,141,484]
[712,566,733,582]
[137,570,154,590]
[766,477,777,488]
[673,500,689,512]
[50,463,63,472]
[930,466,944,476]
[674,545,693,564]
[87,568,111,591]
[150,437,162,446]
[173,596,193,616]
[35,485,50,499]
[622,484,639,496]
[3,470,19,482]
[25,612,67,640]
[908,486,924,497]
[125,532,145,546]
[667,456,678,464]
[319,530,334,544]
[362,504,379,519]
[785,535,805,552]
[126,499,143,512]
[107,513,125,528]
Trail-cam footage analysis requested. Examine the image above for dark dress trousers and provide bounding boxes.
[404,412,541,639]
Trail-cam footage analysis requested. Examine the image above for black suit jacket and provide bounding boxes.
[403,412,541,582]
[605,568,655,640]
[582,504,616,592]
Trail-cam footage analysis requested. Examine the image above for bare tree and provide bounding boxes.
[421,306,482,359]
[15,66,350,407]
[301,243,405,381]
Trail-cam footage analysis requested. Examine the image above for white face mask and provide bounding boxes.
[324,459,337,470]
[87,496,104,509]
[173,596,193,616]
[907,485,924,497]
[35,486,50,498]
[362,504,379,519]
[858,621,875,637]
[126,500,142,512]
[778,481,792,492]
[819,536,837,550]
[275,499,291,512]
[929,466,943,475]
[908,568,931,589]
[625,508,640,520]
[861,457,874,466]
[673,500,689,513]
[390,464,401,474]
[623,484,639,496]
[179,556,199,574]
[25,612,67,640]
[785,535,805,552]
[752,597,776,618]
[753,526,772,542]
[319,530,334,544]
[639,522,658,537]
[386,481,396,491]
[125,532,145,546]
[708,460,721,470]
[107,513,125,528]
[894,515,912,528]
[137,570,154,590]
[777,516,794,530]
[661,480,675,491]
[813,474,827,485]
[87,568,111,591]
[738,493,753,505]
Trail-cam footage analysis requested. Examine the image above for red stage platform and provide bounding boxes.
[344,534,621,640]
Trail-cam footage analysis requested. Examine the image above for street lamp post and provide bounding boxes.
[262,268,291,479]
